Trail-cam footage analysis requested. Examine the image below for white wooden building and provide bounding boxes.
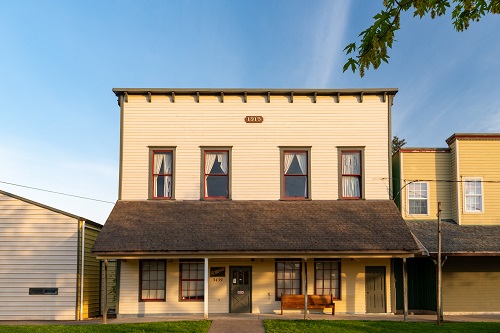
[93,88,422,317]
[0,190,103,320]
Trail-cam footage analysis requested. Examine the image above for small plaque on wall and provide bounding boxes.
[244,116,263,123]
[210,267,225,277]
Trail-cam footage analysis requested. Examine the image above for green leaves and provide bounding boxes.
[344,0,499,77]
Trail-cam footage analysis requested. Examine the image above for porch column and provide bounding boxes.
[103,259,108,324]
[303,258,308,320]
[204,258,209,319]
[403,258,408,321]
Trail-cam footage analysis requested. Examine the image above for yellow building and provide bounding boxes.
[392,134,500,314]
[93,88,422,317]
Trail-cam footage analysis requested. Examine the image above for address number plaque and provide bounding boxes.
[244,116,263,123]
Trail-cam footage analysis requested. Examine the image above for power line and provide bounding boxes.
[0,180,115,204]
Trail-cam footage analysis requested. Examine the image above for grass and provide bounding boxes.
[0,321,211,333]
[263,319,500,333]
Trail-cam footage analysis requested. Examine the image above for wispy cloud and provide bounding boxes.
[306,0,352,87]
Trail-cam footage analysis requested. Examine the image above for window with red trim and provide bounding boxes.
[282,150,308,199]
[151,150,173,199]
[180,262,204,301]
[140,260,166,301]
[204,150,229,199]
[314,259,340,299]
[275,259,302,301]
[340,150,362,199]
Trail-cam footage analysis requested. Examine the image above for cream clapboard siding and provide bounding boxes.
[117,258,391,316]
[0,193,78,320]
[400,151,452,220]
[442,257,500,313]
[120,94,390,201]
[456,139,500,225]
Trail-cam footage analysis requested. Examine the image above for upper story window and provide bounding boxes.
[407,182,429,215]
[340,150,362,199]
[464,178,483,213]
[282,149,309,199]
[203,149,230,199]
[151,150,173,199]
[140,259,166,301]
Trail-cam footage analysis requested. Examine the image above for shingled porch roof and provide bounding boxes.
[93,200,421,257]
[407,220,500,255]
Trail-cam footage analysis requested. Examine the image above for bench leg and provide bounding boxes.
[332,304,335,316]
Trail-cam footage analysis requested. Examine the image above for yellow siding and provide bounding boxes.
[0,193,78,320]
[442,257,500,313]
[117,258,391,316]
[456,140,500,225]
[101,260,117,314]
[400,151,452,220]
[449,141,459,222]
[82,226,102,318]
[121,94,390,201]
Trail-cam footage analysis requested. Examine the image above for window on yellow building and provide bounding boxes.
[408,182,428,215]
[464,178,483,213]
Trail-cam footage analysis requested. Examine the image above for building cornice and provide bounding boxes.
[446,133,500,145]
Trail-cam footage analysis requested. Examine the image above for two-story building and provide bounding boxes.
[392,133,500,314]
[93,88,422,318]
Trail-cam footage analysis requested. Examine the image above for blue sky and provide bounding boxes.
[1,0,499,223]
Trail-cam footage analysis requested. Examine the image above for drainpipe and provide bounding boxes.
[80,220,85,321]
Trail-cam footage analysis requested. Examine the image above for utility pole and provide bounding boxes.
[437,202,442,326]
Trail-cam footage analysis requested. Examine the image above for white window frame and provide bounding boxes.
[463,177,484,213]
[407,181,429,216]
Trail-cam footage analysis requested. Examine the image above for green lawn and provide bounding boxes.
[0,321,211,333]
[263,320,500,333]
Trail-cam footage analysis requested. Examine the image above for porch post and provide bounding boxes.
[303,258,308,320]
[204,258,209,319]
[437,202,443,326]
[403,258,408,321]
[103,259,108,324]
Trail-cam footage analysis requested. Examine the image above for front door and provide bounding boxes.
[365,266,386,313]
[229,266,252,313]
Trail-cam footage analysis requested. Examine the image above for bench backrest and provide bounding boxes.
[281,294,333,306]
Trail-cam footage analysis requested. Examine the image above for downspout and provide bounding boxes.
[80,220,85,320]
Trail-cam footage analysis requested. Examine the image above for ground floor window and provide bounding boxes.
[275,259,302,300]
[180,261,204,301]
[314,259,340,299]
[140,259,166,301]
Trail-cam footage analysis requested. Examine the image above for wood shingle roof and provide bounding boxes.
[93,200,421,256]
[407,220,500,255]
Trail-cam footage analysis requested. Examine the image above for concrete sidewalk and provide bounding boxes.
[1,312,499,331]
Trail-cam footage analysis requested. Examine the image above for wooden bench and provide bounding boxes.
[281,294,335,315]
